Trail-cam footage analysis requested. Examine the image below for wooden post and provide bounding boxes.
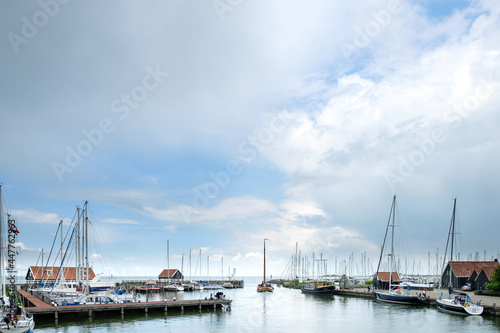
[54,311,58,319]
[89,309,92,317]
[121,306,124,315]
[145,307,148,313]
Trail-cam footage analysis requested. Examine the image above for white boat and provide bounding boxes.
[0,186,35,333]
[163,284,184,292]
[436,198,483,316]
[436,288,483,315]
[373,196,427,305]
[203,284,223,290]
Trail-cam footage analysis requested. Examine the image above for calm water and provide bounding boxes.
[33,277,500,333]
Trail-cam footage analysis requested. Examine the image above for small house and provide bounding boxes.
[158,269,183,283]
[374,272,400,290]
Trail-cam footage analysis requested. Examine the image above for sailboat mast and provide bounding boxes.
[167,240,170,282]
[389,195,396,290]
[84,201,89,293]
[449,198,456,287]
[264,239,266,283]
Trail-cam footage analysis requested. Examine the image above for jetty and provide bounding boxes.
[18,290,232,320]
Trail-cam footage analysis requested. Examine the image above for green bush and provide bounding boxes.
[485,266,500,292]
[365,280,373,286]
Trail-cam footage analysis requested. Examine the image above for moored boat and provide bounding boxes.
[0,186,35,333]
[257,238,273,292]
[373,196,427,305]
[301,281,335,294]
[436,288,483,315]
[436,198,483,316]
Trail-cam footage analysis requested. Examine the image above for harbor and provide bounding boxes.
[28,277,500,333]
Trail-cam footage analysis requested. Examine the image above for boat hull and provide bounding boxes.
[436,298,483,316]
[374,291,427,305]
[257,285,274,292]
[301,288,334,295]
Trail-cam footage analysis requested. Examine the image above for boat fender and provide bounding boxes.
[464,302,469,307]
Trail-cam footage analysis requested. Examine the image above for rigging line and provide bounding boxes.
[49,225,76,295]
[376,196,394,275]
[441,199,455,274]
[39,222,61,287]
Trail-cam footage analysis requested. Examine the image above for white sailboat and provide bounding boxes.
[0,186,35,333]
[436,198,483,315]
[163,240,184,292]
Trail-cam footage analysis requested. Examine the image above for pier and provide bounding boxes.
[18,290,232,320]
[121,279,244,289]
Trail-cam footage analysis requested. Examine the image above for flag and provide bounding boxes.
[8,222,20,234]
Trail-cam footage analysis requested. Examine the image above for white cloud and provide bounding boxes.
[10,209,65,224]
[102,218,140,225]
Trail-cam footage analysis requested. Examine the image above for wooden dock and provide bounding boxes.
[19,290,232,320]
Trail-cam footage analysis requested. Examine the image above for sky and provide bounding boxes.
[0,0,499,279]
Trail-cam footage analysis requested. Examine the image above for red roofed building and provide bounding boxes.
[374,272,401,290]
[441,259,499,290]
[26,266,96,285]
[158,269,183,283]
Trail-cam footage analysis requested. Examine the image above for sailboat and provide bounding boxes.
[373,196,427,305]
[0,186,35,333]
[162,240,184,292]
[436,198,483,315]
[257,238,273,292]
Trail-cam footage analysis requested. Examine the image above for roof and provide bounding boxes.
[447,261,499,278]
[475,266,499,281]
[377,272,400,282]
[158,269,181,278]
[28,266,96,280]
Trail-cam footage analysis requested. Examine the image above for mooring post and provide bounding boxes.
[88,309,92,317]
[164,300,168,312]
[145,307,148,313]
[213,303,216,309]
[121,306,124,315]
[54,310,58,319]
[181,305,184,311]
[198,300,202,310]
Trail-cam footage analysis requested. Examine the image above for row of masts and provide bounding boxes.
[166,240,236,282]
[36,201,91,294]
